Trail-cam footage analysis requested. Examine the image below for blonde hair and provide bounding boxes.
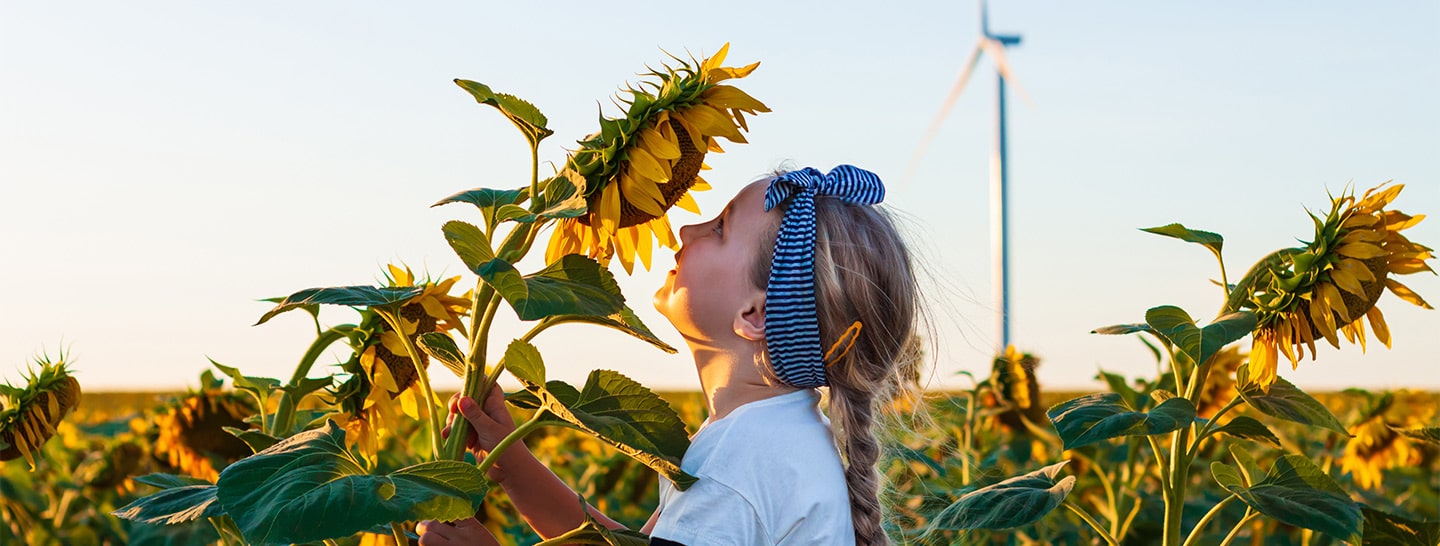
[750,186,925,546]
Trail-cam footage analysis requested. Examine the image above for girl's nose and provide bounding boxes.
[678,222,699,245]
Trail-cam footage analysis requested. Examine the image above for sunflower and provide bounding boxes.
[151,372,254,481]
[1340,390,1436,490]
[365,264,470,397]
[546,43,770,273]
[1240,182,1434,390]
[0,353,81,470]
[1195,346,1245,419]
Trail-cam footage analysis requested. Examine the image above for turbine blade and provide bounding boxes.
[980,38,1034,107]
[903,40,986,186]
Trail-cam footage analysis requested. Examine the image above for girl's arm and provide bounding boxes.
[449,388,626,537]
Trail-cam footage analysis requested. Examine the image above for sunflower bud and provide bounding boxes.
[0,354,82,470]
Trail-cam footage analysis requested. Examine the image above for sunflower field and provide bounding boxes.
[3,45,1439,545]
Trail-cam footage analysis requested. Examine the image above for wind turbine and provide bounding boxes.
[908,0,1029,354]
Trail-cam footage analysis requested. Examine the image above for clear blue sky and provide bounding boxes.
[2,2,1436,393]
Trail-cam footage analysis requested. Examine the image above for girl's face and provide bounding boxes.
[653,180,779,342]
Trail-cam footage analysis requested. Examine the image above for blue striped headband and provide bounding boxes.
[763,165,885,388]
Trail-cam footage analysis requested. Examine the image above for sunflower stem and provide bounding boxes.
[379,309,444,461]
[443,291,501,461]
[1064,500,1119,546]
[1183,495,1237,546]
[272,325,355,436]
[476,410,545,477]
[1187,395,1244,461]
[1217,509,1260,546]
[528,143,540,213]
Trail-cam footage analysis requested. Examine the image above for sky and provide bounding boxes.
[2,2,1437,395]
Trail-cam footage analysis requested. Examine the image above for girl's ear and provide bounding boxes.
[734,300,766,341]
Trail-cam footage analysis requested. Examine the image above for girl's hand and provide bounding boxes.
[417,518,499,546]
[442,386,532,483]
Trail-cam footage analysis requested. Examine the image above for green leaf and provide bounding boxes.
[1091,323,1152,335]
[929,461,1075,531]
[522,370,695,490]
[1211,462,1248,495]
[135,473,213,489]
[214,421,488,545]
[1361,506,1440,546]
[433,187,526,210]
[503,339,546,386]
[256,286,423,325]
[1219,454,1363,544]
[1236,365,1350,436]
[1141,223,1224,257]
[443,221,495,274]
[285,376,335,400]
[535,171,589,220]
[1047,393,1197,450]
[222,427,281,454]
[480,255,625,321]
[1144,306,1256,367]
[494,204,536,224]
[1213,416,1281,447]
[548,308,678,354]
[417,332,468,379]
[536,518,649,546]
[1228,445,1267,486]
[1095,370,1143,410]
[114,484,224,525]
[453,80,554,147]
[1391,426,1440,445]
[207,360,280,395]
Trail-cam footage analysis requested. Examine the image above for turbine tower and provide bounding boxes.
[909,0,1027,353]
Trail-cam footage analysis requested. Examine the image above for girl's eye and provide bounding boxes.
[713,219,724,236]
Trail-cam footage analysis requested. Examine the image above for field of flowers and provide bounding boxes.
[2,380,1435,545]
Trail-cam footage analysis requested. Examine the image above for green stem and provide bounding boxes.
[1064,501,1120,546]
[271,325,354,436]
[1188,395,1244,461]
[476,411,545,476]
[528,144,540,213]
[380,310,444,460]
[1212,249,1230,306]
[1164,426,1193,546]
[1217,510,1260,546]
[1091,461,1120,534]
[1182,495,1237,546]
[1145,435,1170,492]
[442,291,502,461]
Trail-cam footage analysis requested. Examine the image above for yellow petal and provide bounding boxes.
[1308,296,1341,348]
[388,264,412,286]
[701,84,771,112]
[691,176,712,191]
[599,184,621,236]
[1365,305,1388,348]
[1385,279,1433,309]
[1318,282,1350,323]
[674,191,701,214]
[707,138,726,153]
[732,108,749,132]
[626,147,671,184]
[1337,242,1387,259]
[1329,267,1367,297]
[1350,315,1368,352]
[669,112,707,153]
[1342,214,1380,229]
[1387,259,1435,275]
[616,227,638,274]
[651,216,678,249]
[1339,229,1387,244]
[1275,318,1298,366]
[1358,183,1403,211]
[1338,258,1377,283]
[635,222,654,271]
[1248,339,1278,390]
[1383,211,1424,231]
[707,61,760,82]
[701,43,730,73]
[639,126,681,160]
[619,173,666,217]
[682,104,746,143]
[1294,312,1317,359]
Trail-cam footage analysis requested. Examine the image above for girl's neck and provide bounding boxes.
[688,343,799,421]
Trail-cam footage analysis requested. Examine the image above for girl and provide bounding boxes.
[418,165,923,546]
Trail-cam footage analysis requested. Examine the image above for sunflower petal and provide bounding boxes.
[1248,338,1279,390]
[1342,214,1380,229]
[701,43,730,73]
[1367,306,1391,349]
[674,191,701,214]
[1358,183,1403,211]
[626,147,671,184]
[599,183,621,237]
[1318,282,1350,323]
[619,173,666,217]
[1329,267,1367,297]
[635,222,653,271]
[1383,211,1424,231]
[1339,229,1387,244]
[1337,242,1387,259]
[1351,315,1368,352]
[614,227,637,275]
[1387,259,1435,275]
[651,216,678,249]
[639,126,681,160]
[701,84,771,112]
[1338,258,1377,283]
[1308,297,1341,348]
[1385,279,1433,309]
[681,104,746,143]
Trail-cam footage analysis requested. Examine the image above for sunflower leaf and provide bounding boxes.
[1091,323,1153,335]
[1213,416,1281,447]
[1391,426,1440,445]
[433,187,526,210]
[443,221,496,274]
[1046,393,1197,450]
[1144,306,1256,367]
[514,370,695,490]
[1235,365,1349,436]
[215,420,488,546]
[417,333,468,378]
[928,461,1075,530]
[1141,223,1224,257]
[479,255,624,321]
[545,308,678,354]
[256,286,424,325]
[1216,453,1362,544]
[113,483,225,525]
[503,339,545,386]
[1361,506,1440,546]
[454,80,554,147]
[222,427,282,454]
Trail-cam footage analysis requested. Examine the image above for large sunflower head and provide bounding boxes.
[981,346,1045,433]
[1196,346,1245,419]
[1339,389,1436,490]
[151,370,254,481]
[1242,183,1434,390]
[0,352,81,470]
[546,43,770,273]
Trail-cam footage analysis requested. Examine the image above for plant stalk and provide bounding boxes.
[476,410,545,476]
[1064,501,1120,546]
[1217,510,1260,546]
[271,325,353,436]
[1182,495,1237,546]
[380,310,445,460]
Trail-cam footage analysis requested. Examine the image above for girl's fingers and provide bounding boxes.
[416,520,452,543]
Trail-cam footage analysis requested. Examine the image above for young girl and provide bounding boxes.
[417,165,923,546]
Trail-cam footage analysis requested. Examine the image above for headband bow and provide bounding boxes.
[763,165,885,388]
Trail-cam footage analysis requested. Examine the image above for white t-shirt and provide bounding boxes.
[650,389,855,546]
